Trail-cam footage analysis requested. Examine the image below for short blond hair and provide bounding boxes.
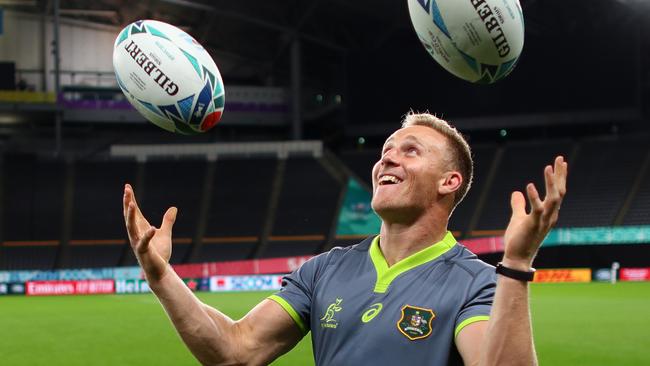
[401,112,473,210]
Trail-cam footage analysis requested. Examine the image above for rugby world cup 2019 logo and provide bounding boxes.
[397,305,435,340]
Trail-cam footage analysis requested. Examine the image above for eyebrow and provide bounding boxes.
[403,135,424,146]
[382,134,426,151]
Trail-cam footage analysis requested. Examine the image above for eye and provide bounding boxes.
[405,145,419,156]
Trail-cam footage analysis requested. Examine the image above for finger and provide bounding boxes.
[123,189,129,219]
[526,183,544,218]
[543,166,562,216]
[543,164,556,201]
[554,156,568,198]
[125,201,140,245]
[137,225,156,254]
[124,184,149,230]
[510,191,526,218]
[160,207,178,235]
[124,183,136,219]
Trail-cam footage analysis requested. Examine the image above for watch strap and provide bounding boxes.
[495,262,536,282]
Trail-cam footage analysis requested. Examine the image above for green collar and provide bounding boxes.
[369,231,457,293]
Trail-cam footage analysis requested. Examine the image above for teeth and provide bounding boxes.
[379,175,402,185]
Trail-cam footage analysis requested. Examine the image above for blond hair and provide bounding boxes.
[401,112,473,210]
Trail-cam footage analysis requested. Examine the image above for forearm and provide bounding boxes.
[480,261,537,366]
[147,266,239,365]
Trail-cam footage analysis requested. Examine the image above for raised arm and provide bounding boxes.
[123,184,303,366]
[456,156,568,366]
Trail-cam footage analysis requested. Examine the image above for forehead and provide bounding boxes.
[384,125,448,150]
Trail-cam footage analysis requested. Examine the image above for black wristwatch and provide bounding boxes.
[495,262,536,282]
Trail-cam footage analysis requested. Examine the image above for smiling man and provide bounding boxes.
[123,112,567,365]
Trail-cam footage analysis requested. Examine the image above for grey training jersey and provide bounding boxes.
[269,232,496,366]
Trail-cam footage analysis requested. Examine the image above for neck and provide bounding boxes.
[378,213,449,267]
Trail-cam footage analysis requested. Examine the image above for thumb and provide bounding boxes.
[137,225,156,255]
[510,191,526,218]
[161,207,178,234]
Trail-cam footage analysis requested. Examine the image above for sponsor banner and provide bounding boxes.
[26,280,115,296]
[183,278,201,292]
[9,282,25,294]
[261,257,310,274]
[543,225,650,246]
[198,277,210,292]
[462,236,505,255]
[593,268,613,282]
[173,256,311,278]
[620,268,650,282]
[115,279,150,294]
[533,269,592,283]
[0,282,24,295]
[112,267,143,280]
[1,255,310,286]
[209,275,284,292]
[0,266,142,282]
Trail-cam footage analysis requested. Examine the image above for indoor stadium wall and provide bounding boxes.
[1,136,650,271]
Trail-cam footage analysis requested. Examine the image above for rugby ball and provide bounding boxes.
[113,20,224,134]
[407,0,524,84]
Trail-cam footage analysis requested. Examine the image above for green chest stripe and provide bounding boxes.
[369,232,457,293]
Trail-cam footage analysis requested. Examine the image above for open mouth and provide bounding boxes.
[378,175,403,186]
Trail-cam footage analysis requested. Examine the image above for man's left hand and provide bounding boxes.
[503,156,568,270]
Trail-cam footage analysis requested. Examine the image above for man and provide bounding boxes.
[123,112,567,365]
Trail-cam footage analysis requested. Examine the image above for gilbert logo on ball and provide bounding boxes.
[408,0,524,84]
[113,20,225,134]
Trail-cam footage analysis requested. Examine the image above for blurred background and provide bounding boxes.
[0,0,648,269]
[1,1,649,365]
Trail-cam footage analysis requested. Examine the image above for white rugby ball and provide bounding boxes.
[113,20,225,134]
[407,0,524,84]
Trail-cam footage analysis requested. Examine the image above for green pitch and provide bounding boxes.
[1,282,649,365]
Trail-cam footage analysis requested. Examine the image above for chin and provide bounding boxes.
[373,198,426,222]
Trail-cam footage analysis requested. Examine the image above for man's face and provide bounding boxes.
[371,125,452,222]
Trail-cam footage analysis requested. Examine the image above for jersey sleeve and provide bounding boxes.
[454,267,496,338]
[268,254,324,335]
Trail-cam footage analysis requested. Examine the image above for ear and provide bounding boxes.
[438,171,463,196]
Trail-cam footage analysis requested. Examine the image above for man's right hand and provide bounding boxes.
[122,185,303,365]
[123,184,177,283]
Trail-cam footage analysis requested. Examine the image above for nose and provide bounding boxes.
[380,149,399,167]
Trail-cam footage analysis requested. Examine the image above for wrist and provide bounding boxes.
[143,262,171,287]
[501,256,534,271]
[495,262,536,282]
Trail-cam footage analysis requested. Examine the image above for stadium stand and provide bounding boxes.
[3,154,66,242]
[448,144,499,235]
[204,157,276,238]
[263,156,342,257]
[70,159,137,240]
[621,149,650,225]
[198,242,258,262]
[199,157,277,261]
[0,155,66,270]
[272,156,341,236]
[1,137,649,270]
[339,148,379,188]
[66,244,124,269]
[66,159,137,268]
[557,136,646,227]
[475,139,574,232]
[623,170,650,225]
[140,159,208,239]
